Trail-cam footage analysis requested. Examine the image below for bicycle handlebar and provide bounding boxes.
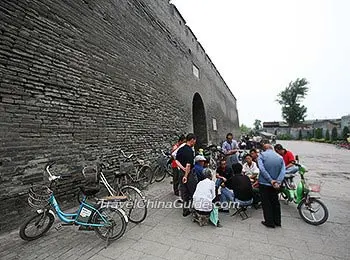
[45,162,71,182]
[161,149,171,157]
[120,149,134,159]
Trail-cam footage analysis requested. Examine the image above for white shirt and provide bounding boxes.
[242,161,260,176]
[193,178,215,212]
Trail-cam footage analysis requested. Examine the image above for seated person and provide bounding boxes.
[193,169,216,215]
[215,159,233,188]
[193,155,207,182]
[274,144,298,174]
[230,163,254,206]
[249,148,259,165]
[242,154,260,187]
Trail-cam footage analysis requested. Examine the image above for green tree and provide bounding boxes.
[298,129,302,140]
[342,126,349,140]
[325,129,330,141]
[240,124,251,134]
[331,127,338,141]
[315,128,323,139]
[253,119,262,131]
[276,78,309,127]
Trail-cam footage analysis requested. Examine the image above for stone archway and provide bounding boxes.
[192,93,208,149]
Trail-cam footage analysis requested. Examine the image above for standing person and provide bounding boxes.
[222,133,239,169]
[175,133,198,217]
[274,144,298,174]
[171,134,186,196]
[258,144,286,228]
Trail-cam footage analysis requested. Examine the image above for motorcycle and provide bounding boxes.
[280,160,329,225]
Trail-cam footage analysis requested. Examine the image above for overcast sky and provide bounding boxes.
[171,0,350,127]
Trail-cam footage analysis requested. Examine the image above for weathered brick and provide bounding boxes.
[0,0,239,233]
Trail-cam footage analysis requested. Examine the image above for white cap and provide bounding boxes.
[194,155,206,162]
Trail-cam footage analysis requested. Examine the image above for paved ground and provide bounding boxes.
[0,141,349,260]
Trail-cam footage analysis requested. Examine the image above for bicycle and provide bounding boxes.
[77,162,148,224]
[118,149,153,190]
[19,162,128,246]
[203,145,225,170]
[152,149,173,183]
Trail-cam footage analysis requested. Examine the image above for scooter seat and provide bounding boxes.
[284,173,296,179]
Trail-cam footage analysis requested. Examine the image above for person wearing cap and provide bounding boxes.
[194,155,207,182]
[192,169,222,227]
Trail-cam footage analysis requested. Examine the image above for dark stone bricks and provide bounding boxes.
[0,0,239,233]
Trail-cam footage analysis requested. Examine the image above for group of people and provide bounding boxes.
[170,132,298,229]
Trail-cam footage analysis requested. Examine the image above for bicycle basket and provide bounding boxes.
[308,183,321,193]
[28,186,53,209]
[119,161,134,175]
[82,166,100,183]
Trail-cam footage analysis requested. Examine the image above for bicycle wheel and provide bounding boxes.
[154,165,166,182]
[19,210,55,241]
[120,186,147,223]
[298,198,329,225]
[165,161,173,177]
[138,165,152,189]
[92,207,127,241]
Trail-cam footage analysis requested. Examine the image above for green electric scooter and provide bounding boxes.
[280,157,329,225]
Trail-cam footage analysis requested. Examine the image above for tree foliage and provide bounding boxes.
[240,124,251,134]
[276,78,309,127]
[342,126,349,140]
[298,129,302,140]
[325,129,330,141]
[253,119,262,130]
[315,128,323,139]
[331,127,338,141]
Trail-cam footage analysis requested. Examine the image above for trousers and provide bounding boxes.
[180,171,198,212]
[259,184,281,226]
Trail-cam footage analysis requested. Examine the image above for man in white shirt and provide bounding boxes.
[193,169,216,213]
[242,154,260,182]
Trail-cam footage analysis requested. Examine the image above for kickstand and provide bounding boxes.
[104,228,111,249]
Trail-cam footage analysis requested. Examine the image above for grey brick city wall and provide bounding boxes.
[0,0,239,232]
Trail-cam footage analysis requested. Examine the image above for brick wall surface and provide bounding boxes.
[0,0,239,232]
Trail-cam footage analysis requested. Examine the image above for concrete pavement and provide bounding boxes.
[0,141,349,260]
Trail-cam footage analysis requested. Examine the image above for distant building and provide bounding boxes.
[263,118,343,139]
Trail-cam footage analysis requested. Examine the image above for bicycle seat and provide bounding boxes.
[99,195,128,203]
[80,186,100,196]
[284,173,296,179]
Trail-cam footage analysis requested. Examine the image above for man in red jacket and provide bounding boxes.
[274,144,298,174]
